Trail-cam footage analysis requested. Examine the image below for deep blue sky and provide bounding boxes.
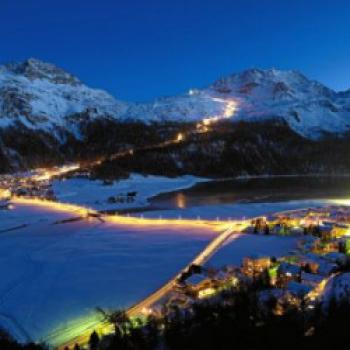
[1,0,349,101]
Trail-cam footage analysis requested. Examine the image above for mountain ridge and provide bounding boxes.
[1,59,350,140]
[1,58,350,174]
[0,58,350,138]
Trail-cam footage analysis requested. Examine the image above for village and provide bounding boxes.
[157,205,350,317]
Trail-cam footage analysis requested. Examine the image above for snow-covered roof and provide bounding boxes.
[278,262,301,275]
[186,274,207,285]
[287,281,312,296]
[301,272,324,287]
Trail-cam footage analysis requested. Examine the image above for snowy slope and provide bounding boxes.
[1,58,350,140]
[0,58,128,135]
[123,92,235,123]
[121,68,350,138]
[208,68,350,138]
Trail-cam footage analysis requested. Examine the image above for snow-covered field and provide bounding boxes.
[2,173,347,346]
[0,204,216,344]
[0,203,74,231]
[207,234,298,268]
[52,174,208,211]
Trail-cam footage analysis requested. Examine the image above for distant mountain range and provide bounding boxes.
[1,58,350,175]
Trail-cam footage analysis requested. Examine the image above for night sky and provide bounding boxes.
[1,0,349,101]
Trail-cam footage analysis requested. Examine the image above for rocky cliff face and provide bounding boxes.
[0,58,350,174]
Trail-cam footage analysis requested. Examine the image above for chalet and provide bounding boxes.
[242,255,271,277]
[280,216,300,227]
[251,217,268,234]
[185,273,207,286]
[286,281,312,297]
[311,238,339,254]
[303,252,337,276]
[331,223,350,237]
[258,289,301,316]
[277,262,301,288]
[314,222,350,241]
[300,272,324,289]
[300,258,319,274]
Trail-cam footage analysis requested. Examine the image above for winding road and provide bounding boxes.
[55,221,248,350]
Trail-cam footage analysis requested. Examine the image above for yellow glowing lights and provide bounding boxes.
[10,196,231,231]
[0,188,11,200]
[198,287,216,299]
[328,199,350,206]
[203,118,212,126]
[200,97,238,128]
[175,193,187,209]
[12,196,91,216]
[176,133,184,142]
[33,164,80,182]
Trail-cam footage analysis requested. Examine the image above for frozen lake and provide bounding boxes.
[144,176,350,220]
[150,176,350,210]
[0,204,216,344]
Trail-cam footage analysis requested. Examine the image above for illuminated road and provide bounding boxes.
[55,222,247,350]
[127,222,247,316]
[10,196,229,231]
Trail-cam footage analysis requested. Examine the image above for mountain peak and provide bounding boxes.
[5,58,81,86]
[216,67,308,86]
[0,60,348,141]
[210,67,334,99]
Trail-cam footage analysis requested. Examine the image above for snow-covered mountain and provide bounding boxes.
[1,58,350,174]
[1,58,350,140]
[0,58,128,139]
[209,68,350,138]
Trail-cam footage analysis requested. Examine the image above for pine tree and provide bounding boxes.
[88,330,99,350]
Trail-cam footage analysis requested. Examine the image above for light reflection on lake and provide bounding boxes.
[150,176,350,210]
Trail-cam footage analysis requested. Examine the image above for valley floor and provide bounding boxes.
[0,173,349,347]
